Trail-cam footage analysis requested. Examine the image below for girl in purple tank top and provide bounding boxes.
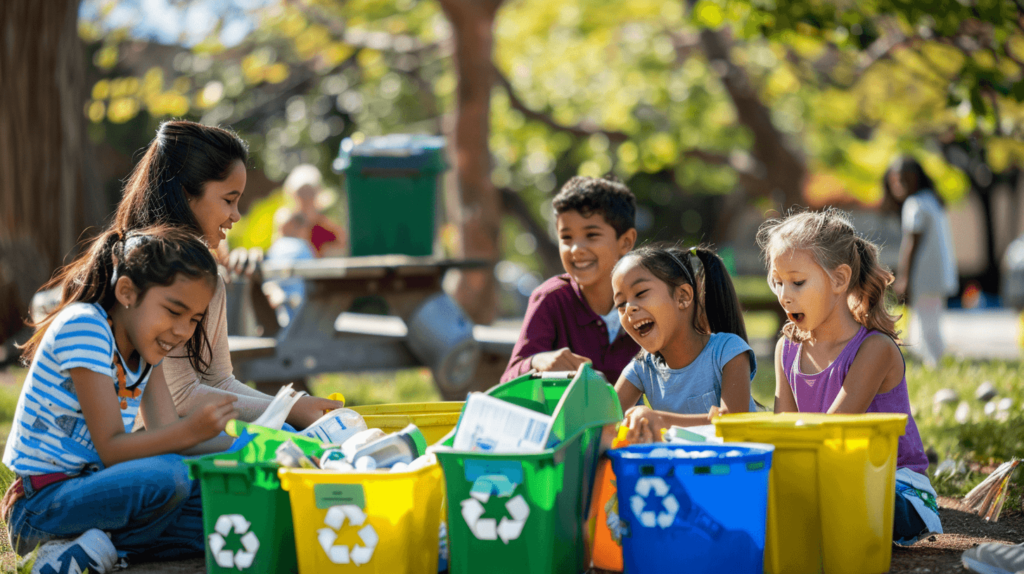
[757,208,942,545]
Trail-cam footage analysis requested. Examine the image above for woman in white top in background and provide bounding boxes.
[885,156,959,368]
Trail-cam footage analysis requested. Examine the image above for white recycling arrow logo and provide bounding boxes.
[316,505,378,566]
[629,476,679,529]
[460,475,530,544]
[208,514,260,570]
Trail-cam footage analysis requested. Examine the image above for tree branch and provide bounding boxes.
[493,66,629,143]
[498,187,562,276]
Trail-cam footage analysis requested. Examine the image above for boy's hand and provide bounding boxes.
[530,348,591,373]
[623,406,665,444]
[186,395,238,441]
[286,396,346,428]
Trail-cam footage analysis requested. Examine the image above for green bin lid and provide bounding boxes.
[333,134,445,172]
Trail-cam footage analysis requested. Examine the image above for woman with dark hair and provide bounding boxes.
[100,120,340,428]
[885,155,958,368]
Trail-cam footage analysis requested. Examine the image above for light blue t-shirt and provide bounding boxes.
[3,303,152,476]
[622,332,757,414]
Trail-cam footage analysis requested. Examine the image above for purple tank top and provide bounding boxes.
[781,326,929,474]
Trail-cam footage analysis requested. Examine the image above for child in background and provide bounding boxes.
[884,156,958,368]
[3,226,238,573]
[263,208,315,325]
[612,245,756,442]
[757,208,942,544]
[283,163,347,257]
[501,175,639,383]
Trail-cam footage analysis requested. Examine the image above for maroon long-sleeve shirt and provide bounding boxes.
[500,274,641,384]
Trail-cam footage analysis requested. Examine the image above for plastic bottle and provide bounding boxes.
[348,423,428,469]
[300,408,368,445]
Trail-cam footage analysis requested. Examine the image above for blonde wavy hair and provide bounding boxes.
[756,208,901,343]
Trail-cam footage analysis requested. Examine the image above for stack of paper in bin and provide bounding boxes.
[963,459,1020,522]
[452,393,553,453]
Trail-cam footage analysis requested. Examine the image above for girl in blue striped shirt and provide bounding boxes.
[2,225,237,573]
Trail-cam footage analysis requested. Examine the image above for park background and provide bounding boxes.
[2,0,1024,571]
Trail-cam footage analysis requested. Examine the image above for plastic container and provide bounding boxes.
[188,455,299,574]
[434,364,623,574]
[279,459,446,574]
[348,423,427,468]
[334,134,446,257]
[607,443,774,574]
[713,413,908,574]
[587,426,630,571]
[350,402,464,444]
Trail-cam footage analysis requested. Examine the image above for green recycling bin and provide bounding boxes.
[187,456,298,574]
[333,134,446,257]
[434,364,623,574]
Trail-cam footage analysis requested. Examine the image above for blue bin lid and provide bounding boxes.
[333,134,446,172]
[607,442,774,469]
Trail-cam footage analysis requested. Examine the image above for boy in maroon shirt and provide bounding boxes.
[501,175,639,384]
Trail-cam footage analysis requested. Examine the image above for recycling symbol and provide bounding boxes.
[208,514,260,570]
[629,476,679,529]
[317,505,378,566]
[459,474,530,544]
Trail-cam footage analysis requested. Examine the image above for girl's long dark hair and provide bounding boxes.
[21,225,219,373]
[114,119,248,234]
[616,243,748,343]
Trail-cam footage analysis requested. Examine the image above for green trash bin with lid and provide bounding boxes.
[333,134,446,257]
[434,364,623,574]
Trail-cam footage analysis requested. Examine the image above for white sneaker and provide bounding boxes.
[24,528,119,574]
[963,542,1024,574]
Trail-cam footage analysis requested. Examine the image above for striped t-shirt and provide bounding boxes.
[3,303,152,476]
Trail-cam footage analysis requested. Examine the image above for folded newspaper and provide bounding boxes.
[452,393,553,453]
[963,458,1020,522]
[663,424,723,443]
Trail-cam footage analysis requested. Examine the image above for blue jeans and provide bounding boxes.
[8,454,204,560]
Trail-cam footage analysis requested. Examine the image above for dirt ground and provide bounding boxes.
[889,497,1023,573]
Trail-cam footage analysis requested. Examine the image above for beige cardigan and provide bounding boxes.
[135,278,272,429]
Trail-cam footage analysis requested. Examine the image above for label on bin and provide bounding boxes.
[463,460,523,485]
[315,484,366,509]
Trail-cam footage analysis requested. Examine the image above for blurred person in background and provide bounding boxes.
[262,208,315,326]
[884,156,958,368]
[283,164,347,257]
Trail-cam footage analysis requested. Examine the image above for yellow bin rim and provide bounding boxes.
[349,402,465,445]
[713,412,908,437]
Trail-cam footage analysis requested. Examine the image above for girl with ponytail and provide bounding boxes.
[6,226,237,570]
[610,244,757,443]
[757,207,942,544]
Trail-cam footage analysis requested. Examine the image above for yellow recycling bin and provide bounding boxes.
[714,413,907,574]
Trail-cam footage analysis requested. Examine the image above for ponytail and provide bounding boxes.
[21,229,122,363]
[20,225,218,373]
[850,237,900,342]
[693,247,748,343]
[614,243,748,343]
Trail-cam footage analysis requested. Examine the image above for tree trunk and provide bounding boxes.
[685,1,806,211]
[0,0,89,344]
[437,0,504,325]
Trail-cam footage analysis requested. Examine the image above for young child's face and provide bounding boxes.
[768,248,845,334]
[120,274,215,365]
[613,257,691,355]
[557,210,632,292]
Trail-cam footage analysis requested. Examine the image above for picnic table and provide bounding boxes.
[226,255,517,399]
